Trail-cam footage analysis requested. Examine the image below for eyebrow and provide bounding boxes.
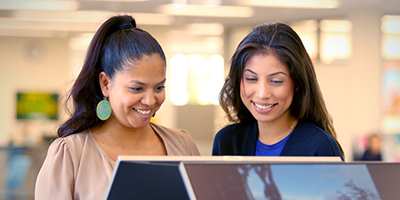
[130,78,166,85]
[243,69,287,77]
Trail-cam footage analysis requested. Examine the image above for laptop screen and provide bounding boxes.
[180,162,400,200]
[104,156,342,200]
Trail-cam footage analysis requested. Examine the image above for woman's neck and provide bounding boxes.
[91,120,167,160]
[257,116,297,145]
[92,119,153,146]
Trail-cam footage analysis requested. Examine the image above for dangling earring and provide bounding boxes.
[96,97,111,121]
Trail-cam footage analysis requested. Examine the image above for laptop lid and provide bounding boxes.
[104,156,342,200]
[179,161,400,200]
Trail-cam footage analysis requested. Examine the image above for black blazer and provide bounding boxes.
[212,120,344,161]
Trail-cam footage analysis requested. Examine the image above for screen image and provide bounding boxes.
[16,92,59,120]
[183,163,400,200]
[239,164,380,200]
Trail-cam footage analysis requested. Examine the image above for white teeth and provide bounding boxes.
[254,103,275,109]
[135,109,151,115]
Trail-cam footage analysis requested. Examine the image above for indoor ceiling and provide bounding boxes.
[0,0,399,37]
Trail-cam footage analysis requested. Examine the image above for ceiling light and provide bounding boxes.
[13,10,173,25]
[0,11,173,36]
[0,29,56,37]
[158,4,253,18]
[184,23,224,35]
[320,20,352,32]
[0,17,101,32]
[2,10,173,29]
[132,13,174,25]
[81,0,146,1]
[238,0,340,9]
[0,1,79,11]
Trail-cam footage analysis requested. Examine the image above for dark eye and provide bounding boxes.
[155,85,165,91]
[129,87,142,91]
[271,80,283,84]
[245,77,257,81]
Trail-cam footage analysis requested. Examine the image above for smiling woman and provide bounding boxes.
[34,14,200,200]
[212,22,344,160]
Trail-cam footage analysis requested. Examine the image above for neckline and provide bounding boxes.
[88,123,169,162]
[87,129,116,164]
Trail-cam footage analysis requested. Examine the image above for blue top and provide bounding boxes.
[212,120,344,161]
[255,134,290,156]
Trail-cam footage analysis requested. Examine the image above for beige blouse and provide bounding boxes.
[35,123,200,200]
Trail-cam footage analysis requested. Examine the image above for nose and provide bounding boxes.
[141,91,157,106]
[256,80,271,99]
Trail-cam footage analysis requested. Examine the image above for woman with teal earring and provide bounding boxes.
[35,15,200,200]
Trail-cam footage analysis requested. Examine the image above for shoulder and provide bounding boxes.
[285,121,343,159]
[213,121,258,156]
[35,130,100,200]
[214,123,239,139]
[151,123,191,140]
[54,131,88,152]
[213,123,240,155]
[294,122,337,144]
[214,122,254,141]
[45,131,89,162]
[150,123,200,155]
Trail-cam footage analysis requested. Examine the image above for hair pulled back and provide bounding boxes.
[58,15,166,137]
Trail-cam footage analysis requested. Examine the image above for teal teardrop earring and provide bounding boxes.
[96,97,111,121]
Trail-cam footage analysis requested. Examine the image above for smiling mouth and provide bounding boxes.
[254,102,278,109]
[133,108,151,115]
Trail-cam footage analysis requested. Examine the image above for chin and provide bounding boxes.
[128,121,150,129]
[253,115,275,123]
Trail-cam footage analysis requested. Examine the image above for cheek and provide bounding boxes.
[156,92,166,105]
[240,82,247,101]
[279,86,294,103]
[121,94,140,106]
[240,81,249,96]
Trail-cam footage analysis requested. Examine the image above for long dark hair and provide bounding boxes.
[219,22,343,154]
[58,15,166,137]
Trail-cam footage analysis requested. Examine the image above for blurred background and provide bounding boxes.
[0,0,400,199]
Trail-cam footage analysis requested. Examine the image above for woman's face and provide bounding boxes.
[240,54,294,123]
[106,54,166,129]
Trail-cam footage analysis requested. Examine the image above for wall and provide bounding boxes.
[222,12,384,160]
[0,36,70,146]
[0,12,391,160]
[315,11,382,160]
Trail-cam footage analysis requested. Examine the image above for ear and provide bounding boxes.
[99,72,111,97]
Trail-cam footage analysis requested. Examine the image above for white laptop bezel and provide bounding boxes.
[116,155,342,163]
[179,162,197,200]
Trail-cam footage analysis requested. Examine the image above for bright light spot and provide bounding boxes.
[320,20,352,64]
[381,15,400,59]
[170,54,224,105]
[170,54,189,106]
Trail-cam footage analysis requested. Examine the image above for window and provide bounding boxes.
[381,15,400,60]
[292,19,353,64]
[319,20,352,64]
[170,54,224,106]
[381,15,400,134]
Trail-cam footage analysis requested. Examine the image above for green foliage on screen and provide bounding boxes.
[16,92,58,120]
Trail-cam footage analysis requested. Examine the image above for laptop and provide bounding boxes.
[104,156,342,200]
[179,161,400,200]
